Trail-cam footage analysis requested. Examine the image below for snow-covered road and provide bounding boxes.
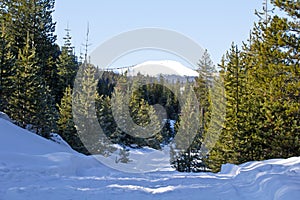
[0,118,299,200]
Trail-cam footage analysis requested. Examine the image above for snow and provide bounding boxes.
[91,145,174,174]
[128,60,199,77]
[0,117,300,200]
[0,119,75,155]
[0,112,11,122]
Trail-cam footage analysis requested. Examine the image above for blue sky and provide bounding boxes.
[53,0,264,67]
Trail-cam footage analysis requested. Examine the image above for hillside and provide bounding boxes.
[128,60,199,77]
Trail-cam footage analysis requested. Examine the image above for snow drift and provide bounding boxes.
[0,117,299,200]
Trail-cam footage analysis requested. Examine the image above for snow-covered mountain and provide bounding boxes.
[127,60,199,78]
[0,116,300,200]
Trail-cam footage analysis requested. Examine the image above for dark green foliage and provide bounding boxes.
[115,147,131,164]
[57,86,85,152]
[130,91,163,149]
[207,46,245,171]
[197,49,216,87]
[0,0,60,138]
[4,0,59,95]
[171,84,203,172]
[7,34,57,137]
[109,77,164,149]
[97,71,119,97]
[147,83,180,121]
[1,0,299,174]
[73,62,114,155]
[95,73,180,150]
[207,1,300,172]
[0,23,15,111]
[96,94,116,139]
[170,50,216,172]
[160,119,175,145]
[56,28,79,103]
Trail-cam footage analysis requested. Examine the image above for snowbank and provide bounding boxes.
[0,111,11,122]
[0,116,299,200]
[0,118,75,155]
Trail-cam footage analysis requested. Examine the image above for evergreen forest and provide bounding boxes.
[0,0,299,172]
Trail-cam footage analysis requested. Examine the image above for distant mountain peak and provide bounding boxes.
[128,60,199,77]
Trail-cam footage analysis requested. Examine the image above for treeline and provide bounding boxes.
[0,0,214,173]
[206,0,300,172]
[58,62,214,173]
[60,69,179,154]
[0,0,299,173]
[0,0,78,137]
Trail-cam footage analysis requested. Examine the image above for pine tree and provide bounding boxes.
[207,1,300,171]
[97,71,118,97]
[115,147,131,164]
[57,86,85,152]
[8,33,56,137]
[207,45,247,172]
[34,83,58,137]
[110,76,163,149]
[160,119,174,145]
[110,76,132,146]
[197,49,216,86]
[201,72,226,170]
[7,0,59,97]
[248,0,300,159]
[73,62,114,155]
[136,76,179,145]
[95,94,117,141]
[56,27,78,102]
[194,73,209,135]
[171,84,202,172]
[0,22,15,111]
[129,79,163,147]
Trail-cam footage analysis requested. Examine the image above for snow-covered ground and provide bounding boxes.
[0,117,299,200]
